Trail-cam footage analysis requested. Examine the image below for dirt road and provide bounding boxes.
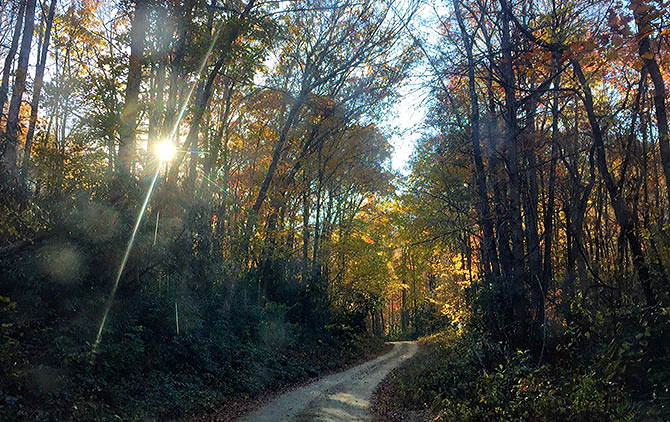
[239,341,418,421]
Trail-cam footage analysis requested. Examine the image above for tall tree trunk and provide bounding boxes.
[162,0,196,139]
[543,51,560,288]
[21,0,57,182]
[147,29,167,154]
[241,94,306,258]
[499,0,529,345]
[571,58,655,307]
[632,1,670,208]
[170,0,256,187]
[401,287,408,334]
[486,79,511,278]
[523,98,543,329]
[453,0,498,279]
[117,0,148,177]
[2,0,35,175]
[312,143,324,266]
[0,0,26,118]
[302,170,311,283]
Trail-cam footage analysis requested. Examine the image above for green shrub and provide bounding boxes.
[378,329,659,422]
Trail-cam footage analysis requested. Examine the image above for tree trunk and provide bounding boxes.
[401,287,408,335]
[632,1,670,208]
[571,58,655,307]
[453,0,498,279]
[499,0,529,345]
[2,0,35,176]
[523,98,543,329]
[312,143,323,266]
[542,52,560,288]
[0,0,26,118]
[117,0,148,177]
[162,0,196,140]
[241,94,306,258]
[302,175,311,279]
[21,0,57,182]
[486,80,511,278]
[170,0,256,187]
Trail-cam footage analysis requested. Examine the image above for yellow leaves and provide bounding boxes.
[632,59,646,71]
[359,233,376,245]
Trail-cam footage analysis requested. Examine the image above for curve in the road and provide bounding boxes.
[239,341,418,422]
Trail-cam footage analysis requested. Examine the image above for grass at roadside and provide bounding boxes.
[0,292,384,422]
[372,330,666,421]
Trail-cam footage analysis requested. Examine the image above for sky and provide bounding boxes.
[383,1,438,175]
[386,80,430,174]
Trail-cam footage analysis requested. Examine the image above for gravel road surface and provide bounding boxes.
[239,341,418,421]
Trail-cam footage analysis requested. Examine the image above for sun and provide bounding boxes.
[155,140,176,162]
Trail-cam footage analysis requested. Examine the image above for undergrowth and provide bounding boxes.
[375,313,670,422]
[0,268,383,420]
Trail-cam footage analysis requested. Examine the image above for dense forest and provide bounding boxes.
[0,0,669,420]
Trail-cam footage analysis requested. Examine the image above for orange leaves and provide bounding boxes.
[359,233,376,245]
[569,38,599,57]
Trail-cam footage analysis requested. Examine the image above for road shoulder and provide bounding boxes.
[371,342,429,422]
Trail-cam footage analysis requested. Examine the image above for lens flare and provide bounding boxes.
[91,16,231,361]
[155,140,176,162]
[91,169,160,361]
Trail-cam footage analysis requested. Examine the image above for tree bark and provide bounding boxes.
[499,0,529,344]
[21,0,57,182]
[542,51,560,288]
[302,172,311,283]
[523,97,543,328]
[0,0,26,118]
[117,0,148,177]
[632,1,670,208]
[241,94,306,258]
[571,58,655,307]
[2,0,35,175]
[453,0,498,279]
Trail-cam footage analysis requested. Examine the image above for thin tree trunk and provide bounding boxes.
[632,1,670,208]
[312,143,324,266]
[241,94,306,258]
[2,0,35,175]
[571,58,654,307]
[543,51,560,287]
[453,0,498,279]
[147,32,167,153]
[162,0,195,139]
[523,98,543,329]
[302,170,310,282]
[486,80,511,278]
[0,0,26,118]
[21,0,57,182]
[171,0,256,188]
[401,287,408,334]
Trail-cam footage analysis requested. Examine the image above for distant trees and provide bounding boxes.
[403,0,670,350]
[0,0,417,344]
